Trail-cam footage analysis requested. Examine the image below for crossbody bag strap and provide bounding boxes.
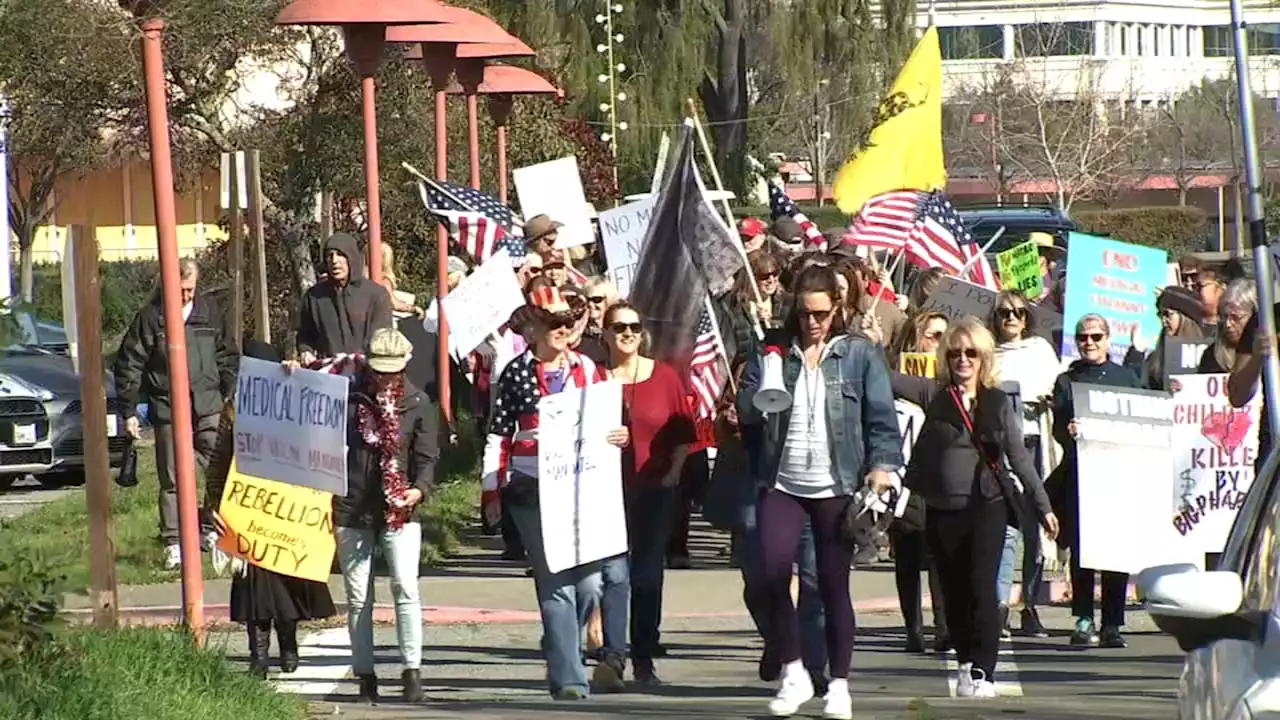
[948,386,1003,476]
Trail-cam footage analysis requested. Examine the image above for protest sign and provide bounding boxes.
[899,353,936,378]
[1161,339,1211,380]
[537,381,627,574]
[996,240,1043,298]
[1169,373,1258,555]
[598,197,657,296]
[235,357,349,494]
[921,277,1060,343]
[892,400,925,489]
[513,156,594,249]
[441,249,525,357]
[1061,232,1167,363]
[217,460,336,582]
[1073,382,1178,573]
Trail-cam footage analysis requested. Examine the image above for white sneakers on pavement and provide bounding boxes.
[163,544,182,570]
[956,663,998,698]
[768,660,814,717]
[822,678,853,719]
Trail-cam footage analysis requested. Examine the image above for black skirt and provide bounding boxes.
[230,565,337,624]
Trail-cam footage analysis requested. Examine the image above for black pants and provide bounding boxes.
[891,528,948,637]
[667,450,709,559]
[1069,560,1128,628]
[926,499,1006,679]
[500,484,525,555]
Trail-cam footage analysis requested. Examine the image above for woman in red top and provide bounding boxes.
[603,302,695,686]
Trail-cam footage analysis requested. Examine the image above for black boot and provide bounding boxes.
[277,620,299,674]
[402,669,424,703]
[247,622,271,679]
[357,674,379,704]
[905,625,925,654]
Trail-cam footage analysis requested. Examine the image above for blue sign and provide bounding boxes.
[1060,232,1168,363]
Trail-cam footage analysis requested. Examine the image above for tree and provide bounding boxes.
[697,0,749,195]
[0,0,134,301]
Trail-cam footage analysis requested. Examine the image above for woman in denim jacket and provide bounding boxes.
[738,265,904,719]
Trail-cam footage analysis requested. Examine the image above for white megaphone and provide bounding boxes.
[753,343,793,414]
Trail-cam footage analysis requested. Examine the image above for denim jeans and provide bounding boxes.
[1019,435,1045,609]
[738,498,827,676]
[335,523,423,674]
[599,553,630,660]
[997,525,1019,605]
[507,501,603,695]
[626,486,676,662]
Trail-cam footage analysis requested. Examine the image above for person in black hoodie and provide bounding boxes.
[325,327,440,704]
[1047,313,1141,649]
[297,233,393,363]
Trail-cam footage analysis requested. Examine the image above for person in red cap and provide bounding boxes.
[739,217,769,254]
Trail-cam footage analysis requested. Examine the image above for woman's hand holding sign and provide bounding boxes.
[605,427,630,448]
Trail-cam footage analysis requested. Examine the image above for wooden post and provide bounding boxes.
[71,225,118,628]
[245,150,270,343]
[228,152,244,345]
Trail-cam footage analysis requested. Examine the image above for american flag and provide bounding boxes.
[768,180,826,249]
[688,307,728,419]
[421,180,526,266]
[845,190,925,251]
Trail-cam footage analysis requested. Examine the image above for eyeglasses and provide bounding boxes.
[997,307,1027,320]
[1158,308,1179,319]
[609,322,643,335]
[1076,332,1106,344]
[525,267,543,277]
[799,309,833,323]
[946,348,979,360]
[756,271,780,281]
[544,262,566,271]
[547,313,576,331]
[588,295,608,305]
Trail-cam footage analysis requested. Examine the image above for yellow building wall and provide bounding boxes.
[26,162,228,265]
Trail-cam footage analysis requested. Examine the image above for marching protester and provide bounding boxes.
[739,265,903,719]
[1048,315,1138,649]
[481,285,628,700]
[114,258,237,570]
[1200,278,1256,373]
[1125,286,1205,391]
[208,338,337,679]
[988,291,1060,638]
[1229,281,1280,473]
[297,232,393,363]
[890,310,948,370]
[583,277,620,335]
[524,214,564,259]
[323,327,440,704]
[1194,264,1226,333]
[905,267,947,316]
[890,316,1058,698]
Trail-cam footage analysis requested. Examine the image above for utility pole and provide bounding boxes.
[227,152,244,346]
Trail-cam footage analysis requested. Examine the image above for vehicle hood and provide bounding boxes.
[0,352,115,399]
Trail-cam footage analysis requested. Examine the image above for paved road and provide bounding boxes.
[208,604,1183,719]
[0,477,75,520]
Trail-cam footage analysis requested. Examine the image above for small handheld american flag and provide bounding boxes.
[420,179,526,267]
[688,308,728,420]
[767,180,826,250]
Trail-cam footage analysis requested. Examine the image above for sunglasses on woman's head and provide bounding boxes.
[609,322,643,335]
[946,347,979,360]
[1076,332,1106,344]
[997,306,1027,320]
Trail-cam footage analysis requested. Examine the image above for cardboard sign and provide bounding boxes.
[217,461,336,582]
[513,156,594,249]
[441,249,526,357]
[1162,339,1211,380]
[899,352,936,378]
[996,240,1043,298]
[598,197,657,297]
[235,357,350,495]
[1061,232,1168,364]
[921,276,1061,343]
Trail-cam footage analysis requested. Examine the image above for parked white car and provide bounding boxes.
[0,372,57,490]
[1138,450,1280,720]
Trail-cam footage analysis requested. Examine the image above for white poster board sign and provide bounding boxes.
[537,381,627,574]
[513,156,593,250]
[1169,373,1259,555]
[598,197,657,297]
[441,249,525,357]
[1074,383,1177,573]
[895,399,924,486]
[922,277,1061,343]
[235,357,350,494]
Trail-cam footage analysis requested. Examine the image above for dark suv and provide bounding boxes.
[958,205,1075,256]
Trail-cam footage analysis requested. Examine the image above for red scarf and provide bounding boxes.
[355,376,412,530]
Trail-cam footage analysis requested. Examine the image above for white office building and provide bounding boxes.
[925,0,1280,103]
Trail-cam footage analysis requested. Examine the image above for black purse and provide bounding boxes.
[115,436,139,488]
[950,387,1025,529]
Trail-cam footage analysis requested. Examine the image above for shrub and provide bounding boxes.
[1073,206,1210,257]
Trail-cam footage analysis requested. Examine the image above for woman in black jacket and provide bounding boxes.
[1048,313,1140,649]
[331,327,440,705]
[890,315,1058,699]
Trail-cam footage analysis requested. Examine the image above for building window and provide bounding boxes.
[938,25,1004,60]
[1203,25,1232,56]
[1015,22,1094,56]
[1203,24,1280,56]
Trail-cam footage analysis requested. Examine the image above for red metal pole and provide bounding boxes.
[139,17,203,642]
[467,92,481,190]
[361,76,384,285]
[434,87,452,422]
[497,124,509,204]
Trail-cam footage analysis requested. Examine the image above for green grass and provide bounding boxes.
[0,428,482,592]
[0,626,306,720]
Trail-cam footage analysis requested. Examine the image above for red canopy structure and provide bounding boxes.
[452,41,536,192]
[446,64,560,203]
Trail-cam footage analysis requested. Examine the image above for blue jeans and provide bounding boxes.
[997,525,1019,605]
[599,553,630,660]
[335,523,423,674]
[507,501,604,696]
[626,486,676,662]
[738,498,827,676]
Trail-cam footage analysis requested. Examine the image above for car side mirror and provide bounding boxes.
[1136,564,1263,652]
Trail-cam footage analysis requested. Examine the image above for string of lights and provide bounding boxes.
[594,2,628,154]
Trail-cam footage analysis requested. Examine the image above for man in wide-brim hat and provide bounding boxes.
[524,214,564,258]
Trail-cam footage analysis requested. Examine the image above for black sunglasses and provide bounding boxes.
[609,322,643,335]
[588,295,608,304]
[1076,332,1106,344]
[997,306,1027,320]
[946,347,980,360]
[546,313,576,330]
[799,309,833,323]
[756,271,780,281]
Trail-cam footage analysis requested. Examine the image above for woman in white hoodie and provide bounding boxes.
[988,290,1060,638]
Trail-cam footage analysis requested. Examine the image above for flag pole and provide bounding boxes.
[957,225,1006,280]
[865,249,908,318]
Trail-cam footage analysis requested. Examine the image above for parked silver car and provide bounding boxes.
[0,372,57,490]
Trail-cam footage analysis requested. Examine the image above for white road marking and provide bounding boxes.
[272,627,352,697]
[943,642,1025,698]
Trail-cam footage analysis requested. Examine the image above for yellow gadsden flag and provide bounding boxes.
[832,26,947,216]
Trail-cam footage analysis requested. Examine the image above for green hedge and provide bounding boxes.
[1073,206,1210,257]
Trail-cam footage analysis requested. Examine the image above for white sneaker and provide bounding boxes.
[822,678,853,719]
[163,544,182,570]
[768,662,815,717]
[955,662,975,697]
[969,669,998,698]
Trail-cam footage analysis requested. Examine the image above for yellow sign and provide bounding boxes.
[996,240,1044,298]
[900,352,936,378]
[217,461,336,582]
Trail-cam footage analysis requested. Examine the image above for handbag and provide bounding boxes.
[949,386,1025,529]
[115,436,139,488]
